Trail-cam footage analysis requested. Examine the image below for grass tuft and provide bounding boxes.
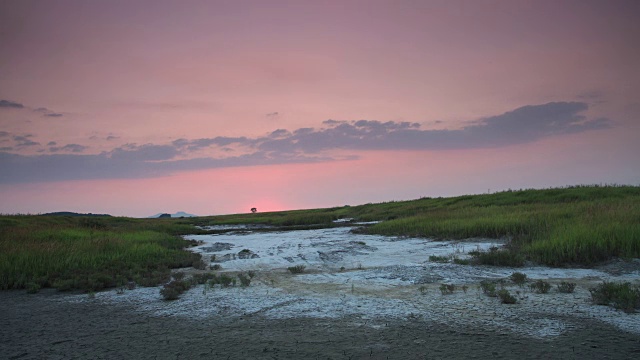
[589,281,640,313]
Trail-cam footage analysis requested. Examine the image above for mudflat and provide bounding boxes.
[1,290,639,360]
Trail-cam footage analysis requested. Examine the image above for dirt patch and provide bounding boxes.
[1,290,639,359]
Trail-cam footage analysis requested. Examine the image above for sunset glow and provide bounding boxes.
[1,0,638,217]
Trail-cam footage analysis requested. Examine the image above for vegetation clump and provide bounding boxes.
[287,265,306,274]
[428,255,449,263]
[497,289,517,304]
[469,247,525,267]
[589,281,640,313]
[529,280,552,294]
[556,281,576,293]
[439,284,455,295]
[510,272,527,286]
[160,279,192,301]
[237,273,252,287]
[480,281,497,297]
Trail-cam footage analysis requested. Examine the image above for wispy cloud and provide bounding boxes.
[49,144,88,153]
[0,102,612,184]
[13,135,40,147]
[0,99,63,117]
[0,100,25,109]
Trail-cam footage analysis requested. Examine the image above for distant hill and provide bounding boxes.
[148,211,198,218]
[42,212,112,217]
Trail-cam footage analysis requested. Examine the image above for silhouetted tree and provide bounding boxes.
[251,208,257,213]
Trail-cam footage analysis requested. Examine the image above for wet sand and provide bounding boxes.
[2,290,639,360]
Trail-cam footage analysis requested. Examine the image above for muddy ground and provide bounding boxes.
[1,289,639,360]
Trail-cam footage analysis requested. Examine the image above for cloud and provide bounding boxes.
[0,100,24,109]
[255,102,610,152]
[0,99,63,116]
[172,136,251,151]
[266,112,279,118]
[0,131,10,138]
[47,141,57,146]
[0,102,612,184]
[13,135,40,147]
[49,144,88,153]
[106,135,119,141]
[110,143,179,161]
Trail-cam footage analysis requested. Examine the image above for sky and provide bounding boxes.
[1,0,639,217]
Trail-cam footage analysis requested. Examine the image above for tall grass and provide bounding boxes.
[362,186,640,266]
[190,185,639,267]
[0,216,201,291]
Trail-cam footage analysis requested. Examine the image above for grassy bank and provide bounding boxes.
[358,185,640,266]
[0,216,203,292]
[194,185,640,266]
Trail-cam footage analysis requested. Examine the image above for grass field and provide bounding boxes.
[1,184,638,292]
[194,185,640,266]
[0,216,204,292]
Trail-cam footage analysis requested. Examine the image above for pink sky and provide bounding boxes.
[1,0,639,217]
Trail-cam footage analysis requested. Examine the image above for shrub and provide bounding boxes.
[452,258,470,265]
[469,247,524,267]
[429,255,449,263]
[218,274,235,287]
[510,272,527,286]
[192,258,207,270]
[439,284,455,295]
[529,280,551,294]
[173,271,185,281]
[26,282,41,294]
[192,273,216,285]
[287,265,306,274]
[480,281,497,297]
[160,279,192,300]
[556,281,576,293]
[497,289,517,304]
[247,270,257,278]
[418,286,428,294]
[237,273,251,287]
[210,264,222,270]
[589,281,640,313]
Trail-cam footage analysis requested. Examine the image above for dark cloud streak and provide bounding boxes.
[0,102,612,184]
[0,100,24,108]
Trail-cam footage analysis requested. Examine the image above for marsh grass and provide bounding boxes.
[530,280,552,294]
[0,216,201,292]
[557,281,577,293]
[358,185,640,267]
[497,289,517,304]
[439,284,455,295]
[184,185,639,267]
[428,255,449,263]
[510,272,528,286]
[480,281,497,297]
[287,265,306,274]
[589,281,640,313]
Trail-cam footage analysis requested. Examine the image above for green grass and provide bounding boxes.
[2,185,639,293]
[0,216,202,292]
[358,185,640,266]
[590,281,640,313]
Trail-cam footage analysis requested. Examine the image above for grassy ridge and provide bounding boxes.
[361,186,640,265]
[194,185,640,266]
[0,216,202,291]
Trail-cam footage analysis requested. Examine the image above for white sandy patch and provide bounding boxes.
[52,226,640,338]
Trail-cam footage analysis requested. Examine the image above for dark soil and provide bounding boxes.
[1,290,639,359]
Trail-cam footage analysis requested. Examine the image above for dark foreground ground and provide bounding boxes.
[1,290,639,360]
